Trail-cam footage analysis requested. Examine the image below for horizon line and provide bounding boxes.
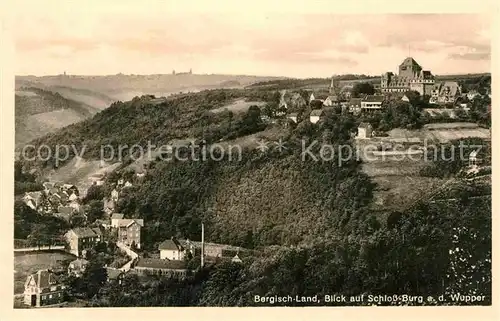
[15,71,491,79]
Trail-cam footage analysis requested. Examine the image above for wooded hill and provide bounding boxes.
[19,87,491,306]
[15,87,100,148]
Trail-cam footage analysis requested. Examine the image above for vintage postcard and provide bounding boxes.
[1,0,497,320]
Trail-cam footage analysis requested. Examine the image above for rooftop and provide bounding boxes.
[118,218,144,228]
[359,122,373,129]
[29,269,60,289]
[363,95,385,103]
[135,258,187,270]
[158,238,184,251]
[71,227,99,238]
[106,268,124,280]
[111,213,124,220]
[310,110,323,116]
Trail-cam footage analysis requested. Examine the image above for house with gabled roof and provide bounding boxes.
[116,218,144,249]
[309,109,324,124]
[348,98,363,114]
[430,81,461,104]
[64,227,102,257]
[23,191,43,211]
[159,237,186,260]
[24,269,66,307]
[287,112,298,123]
[356,122,374,139]
[110,214,144,249]
[323,95,340,107]
[110,188,120,202]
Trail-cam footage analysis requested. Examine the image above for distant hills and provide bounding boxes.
[15,87,100,148]
[15,73,283,149]
[246,72,491,91]
[16,73,284,102]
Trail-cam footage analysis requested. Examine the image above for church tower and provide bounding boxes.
[329,77,337,95]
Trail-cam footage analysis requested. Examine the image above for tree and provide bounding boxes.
[86,199,105,223]
[84,185,105,203]
[80,259,108,299]
[352,82,375,98]
[310,100,323,110]
[27,223,51,247]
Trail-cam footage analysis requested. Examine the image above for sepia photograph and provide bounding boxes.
[3,0,494,312]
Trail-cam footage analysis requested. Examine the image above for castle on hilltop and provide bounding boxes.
[381,57,435,96]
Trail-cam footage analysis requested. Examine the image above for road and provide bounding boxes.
[116,242,138,272]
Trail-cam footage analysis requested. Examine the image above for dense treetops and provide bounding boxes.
[15,85,491,306]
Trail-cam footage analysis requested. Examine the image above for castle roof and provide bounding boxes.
[400,57,422,69]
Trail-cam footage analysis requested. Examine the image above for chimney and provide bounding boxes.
[201,223,204,267]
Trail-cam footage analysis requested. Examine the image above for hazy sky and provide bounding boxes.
[9,2,492,78]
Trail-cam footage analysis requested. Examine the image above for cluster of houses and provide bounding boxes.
[23,218,247,307]
[275,56,490,127]
[103,179,135,216]
[281,80,386,125]
[23,182,83,221]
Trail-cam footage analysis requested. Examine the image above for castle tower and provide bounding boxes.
[399,57,422,78]
[189,68,192,75]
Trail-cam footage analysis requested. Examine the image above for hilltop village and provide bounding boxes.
[14,56,492,307]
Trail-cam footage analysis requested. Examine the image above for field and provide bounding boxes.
[211,99,266,114]
[381,124,490,144]
[14,251,75,294]
[356,122,490,211]
[371,175,448,210]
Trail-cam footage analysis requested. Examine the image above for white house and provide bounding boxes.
[111,189,119,202]
[231,254,243,263]
[23,191,43,211]
[309,109,323,124]
[124,181,133,188]
[323,95,339,107]
[287,113,298,123]
[68,192,78,202]
[159,237,186,260]
[356,122,373,139]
